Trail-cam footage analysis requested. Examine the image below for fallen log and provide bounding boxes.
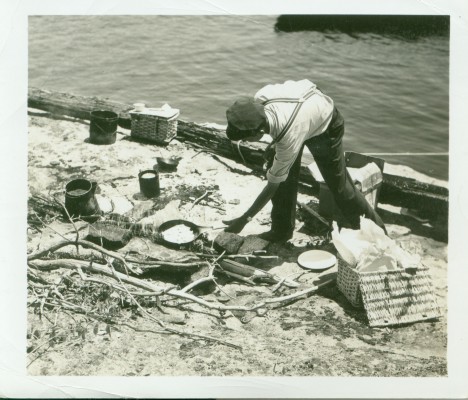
[28,87,448,214]
[379,174,448,215]
[28,87,133,123]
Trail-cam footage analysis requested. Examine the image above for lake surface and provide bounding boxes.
[28,15,449,180]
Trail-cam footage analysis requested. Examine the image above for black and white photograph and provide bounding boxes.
[1,0,467,398]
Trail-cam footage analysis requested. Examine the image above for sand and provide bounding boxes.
[26,110,447,377]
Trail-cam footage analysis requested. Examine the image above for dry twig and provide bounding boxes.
[180,251,225,293]
[190,190,211,210]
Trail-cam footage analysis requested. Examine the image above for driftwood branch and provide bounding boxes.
[28,239,140,275]
[196,253,278,261]
[29,258,167,292]
[27,236,293,290]
[28,258,332,313]
[124,257,209,270]
[179,251,225,293]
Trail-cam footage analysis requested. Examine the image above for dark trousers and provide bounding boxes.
[270,107,386,234]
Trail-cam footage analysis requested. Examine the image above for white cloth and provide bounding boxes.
[255,79,334,183]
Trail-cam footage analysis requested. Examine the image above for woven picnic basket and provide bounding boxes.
[336,259,362,307]
[337,261,441,327]
[130,108,179,145]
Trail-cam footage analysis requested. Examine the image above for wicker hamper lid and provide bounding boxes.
[359,266,441,327]
[130,106,179,119]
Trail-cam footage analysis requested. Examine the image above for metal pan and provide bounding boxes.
[158,219,225,250]
[156,156,182,172]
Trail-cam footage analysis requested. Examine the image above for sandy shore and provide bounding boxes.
[26,110,447,376]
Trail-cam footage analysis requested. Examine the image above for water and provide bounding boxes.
[28,15,449,180]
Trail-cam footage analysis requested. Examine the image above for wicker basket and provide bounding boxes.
[337,259,363,307]
[337,261,441,327]
[130,108,179,145]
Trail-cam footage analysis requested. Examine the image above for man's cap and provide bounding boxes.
[226,96,266,137]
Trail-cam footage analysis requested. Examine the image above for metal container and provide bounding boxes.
[64,178,101,219]
[156,156,181,172]
[89,110,118,145]
[139,170,160,198]
[158,219,201,250]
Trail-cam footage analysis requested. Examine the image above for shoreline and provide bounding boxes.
[27,88,449,222]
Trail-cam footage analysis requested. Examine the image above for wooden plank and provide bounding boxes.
[27,87,448,214]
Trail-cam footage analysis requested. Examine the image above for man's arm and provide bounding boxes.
[223,181,280,233]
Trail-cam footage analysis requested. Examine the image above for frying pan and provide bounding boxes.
[156,156,182,172]
[158,219,225,250]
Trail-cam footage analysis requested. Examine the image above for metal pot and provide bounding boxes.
[156,156,181,172]
[64,178,101,221]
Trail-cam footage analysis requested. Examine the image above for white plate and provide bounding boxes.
[297,250,337,270]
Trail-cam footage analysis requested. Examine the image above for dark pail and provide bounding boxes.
[139,170,160,198]
[65,178,101,219]
[89,110,118,145]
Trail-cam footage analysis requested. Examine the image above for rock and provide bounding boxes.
[223,315,243,331]
[86,221,131,250]
[238,235,269,254]
[214,232,244,254]
[269,261,304,280]
[111,196,134,215]
[95,194,113,214]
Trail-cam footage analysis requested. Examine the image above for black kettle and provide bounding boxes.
[64,178,101,220]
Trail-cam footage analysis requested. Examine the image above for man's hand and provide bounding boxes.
[223,181,279,235]
[222,215,249,234]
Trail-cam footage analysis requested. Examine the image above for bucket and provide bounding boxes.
[89,110,118,145]
[64,178,101,219]
[139,170,160,198]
